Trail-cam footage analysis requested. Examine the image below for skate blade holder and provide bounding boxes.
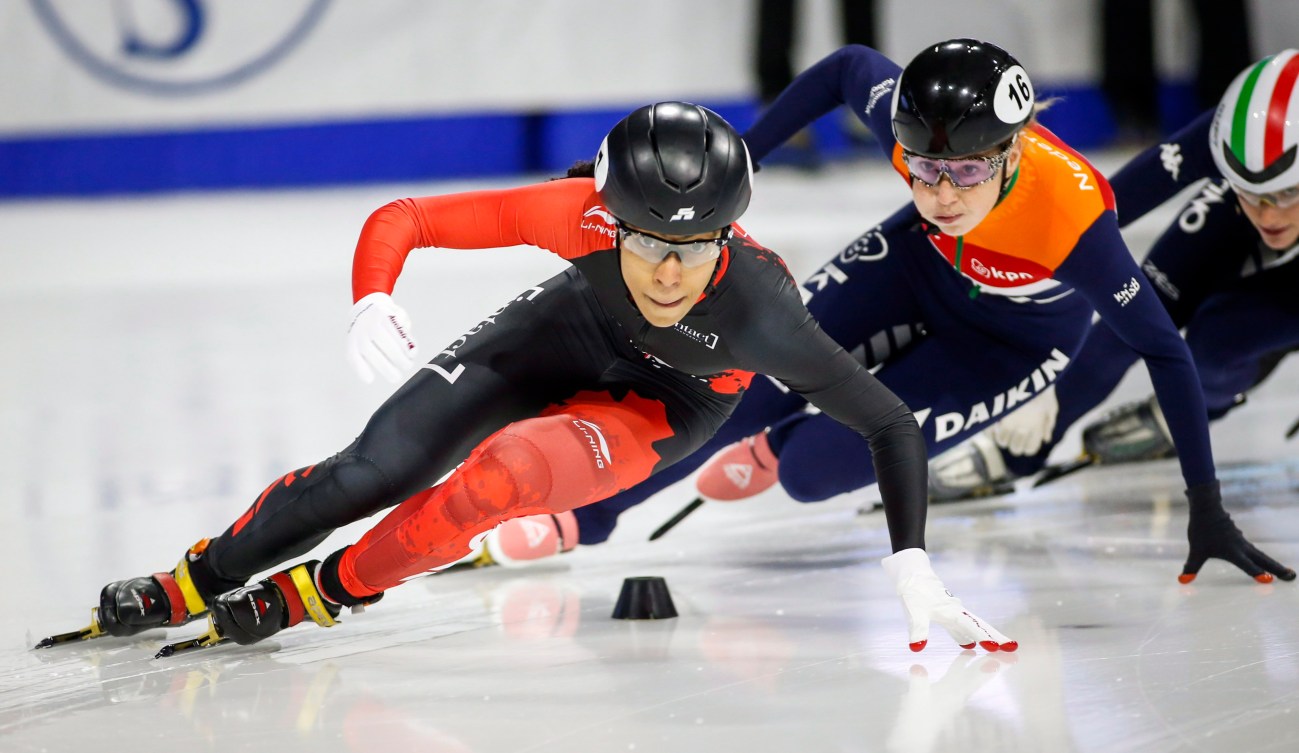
[33,608,107,649]
[155,617,225,659]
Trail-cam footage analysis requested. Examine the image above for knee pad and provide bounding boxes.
[778,471,836,503]
[442,415,612,530]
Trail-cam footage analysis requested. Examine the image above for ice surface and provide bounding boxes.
[2,156,1296,753]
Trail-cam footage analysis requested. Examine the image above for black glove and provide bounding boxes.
[1180,481,1296,583]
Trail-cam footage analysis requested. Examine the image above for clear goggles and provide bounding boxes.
[902,139,1014,189]
[1232,183,1299,209]
[617,224,730,268]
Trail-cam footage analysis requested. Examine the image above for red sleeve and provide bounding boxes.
[351,178,600,301]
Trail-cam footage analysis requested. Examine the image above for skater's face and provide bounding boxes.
[619,224,723,327]
[908,138,1023,237]
[1235,184,1299,250]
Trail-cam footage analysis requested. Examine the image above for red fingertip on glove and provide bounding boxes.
[1177,573,1196,584]
[959,642,975,650]
[1255,573,1274,584]
[909,640,927,652]
[1000,641,1019,652]
[979,641,1001,652]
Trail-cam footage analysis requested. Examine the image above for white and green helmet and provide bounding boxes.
[1210,49,1299,193]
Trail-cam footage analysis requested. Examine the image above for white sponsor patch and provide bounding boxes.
[594,138,610,190]
[723,463,753,489]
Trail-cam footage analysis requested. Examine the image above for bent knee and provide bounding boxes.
[778,469,838,503]
[308,452,403,526]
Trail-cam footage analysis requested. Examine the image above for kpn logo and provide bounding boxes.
[31,0,331,95]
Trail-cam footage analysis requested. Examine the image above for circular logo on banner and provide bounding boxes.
[30,0,331,96]
[992,64,1034,124]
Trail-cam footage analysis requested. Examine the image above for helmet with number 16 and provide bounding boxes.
[891,38,1036,158]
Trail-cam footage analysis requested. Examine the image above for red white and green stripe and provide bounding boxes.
[1217,49,1299,191]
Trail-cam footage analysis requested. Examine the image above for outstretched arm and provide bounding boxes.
[1109,110,1217,228]
[744,44,902,164]
[1058,216,1294,583]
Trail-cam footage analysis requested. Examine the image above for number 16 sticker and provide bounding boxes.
[994,65,1034,124]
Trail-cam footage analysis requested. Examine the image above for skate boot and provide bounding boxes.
[1081,395,1175,464]
[1035,396,1177,487]
[695,431,779,501]
[469,511,579,569]
[928,434,1017,503]
[35,539,221,648]
[157,561,383,657]
[207,561,346,646]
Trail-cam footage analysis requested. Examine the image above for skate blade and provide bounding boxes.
[1032,455,1096,488]
[155,618,225,659]
[649,497,705,541]
[928,480,1017,504]
[33,608,106,649]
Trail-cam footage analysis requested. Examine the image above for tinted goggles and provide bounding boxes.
[902,141,1014,189]
[1232,184,1299,209]
[617,225,729,268]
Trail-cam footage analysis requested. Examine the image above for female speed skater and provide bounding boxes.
[928,50,1299,498]
[496,40,1294,587]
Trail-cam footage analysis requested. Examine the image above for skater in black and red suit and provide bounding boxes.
[45,102,1012,655]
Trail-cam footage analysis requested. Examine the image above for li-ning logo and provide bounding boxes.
[572,419,611,469]
[673,322,720,349]
[32,0,332,96]
[669,207,695,222]
[1113,276,1142,307]
[1159,143,1182,181]
[864,77,895,115]
[582,205,617,239]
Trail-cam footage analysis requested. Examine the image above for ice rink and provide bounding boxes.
[2,155,1297,753]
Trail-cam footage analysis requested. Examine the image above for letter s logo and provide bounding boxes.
[31,0,330,95]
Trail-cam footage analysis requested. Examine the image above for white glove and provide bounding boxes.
[346,292,419,383]
[990,384,1058,456]
[881,548,1016,652]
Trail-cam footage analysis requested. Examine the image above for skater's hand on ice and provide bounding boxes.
[347,292,419,383]
[882,548,1017,653]
[1180,482,1295,584]
[990,385,1058,457]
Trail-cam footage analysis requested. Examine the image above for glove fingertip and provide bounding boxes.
[1279,569,1297,582]
[1254,573,1274,584]
[908,640,927,653]
[1000,640,1019,652]
[978,640,1001,652]
[959,642,975,650]
[1177,573,1196,584]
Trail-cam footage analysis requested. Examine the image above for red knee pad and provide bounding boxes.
[445,415,611,523]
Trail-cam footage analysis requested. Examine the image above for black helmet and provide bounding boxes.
[594,101,753,235]
[892,39,1035,158]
